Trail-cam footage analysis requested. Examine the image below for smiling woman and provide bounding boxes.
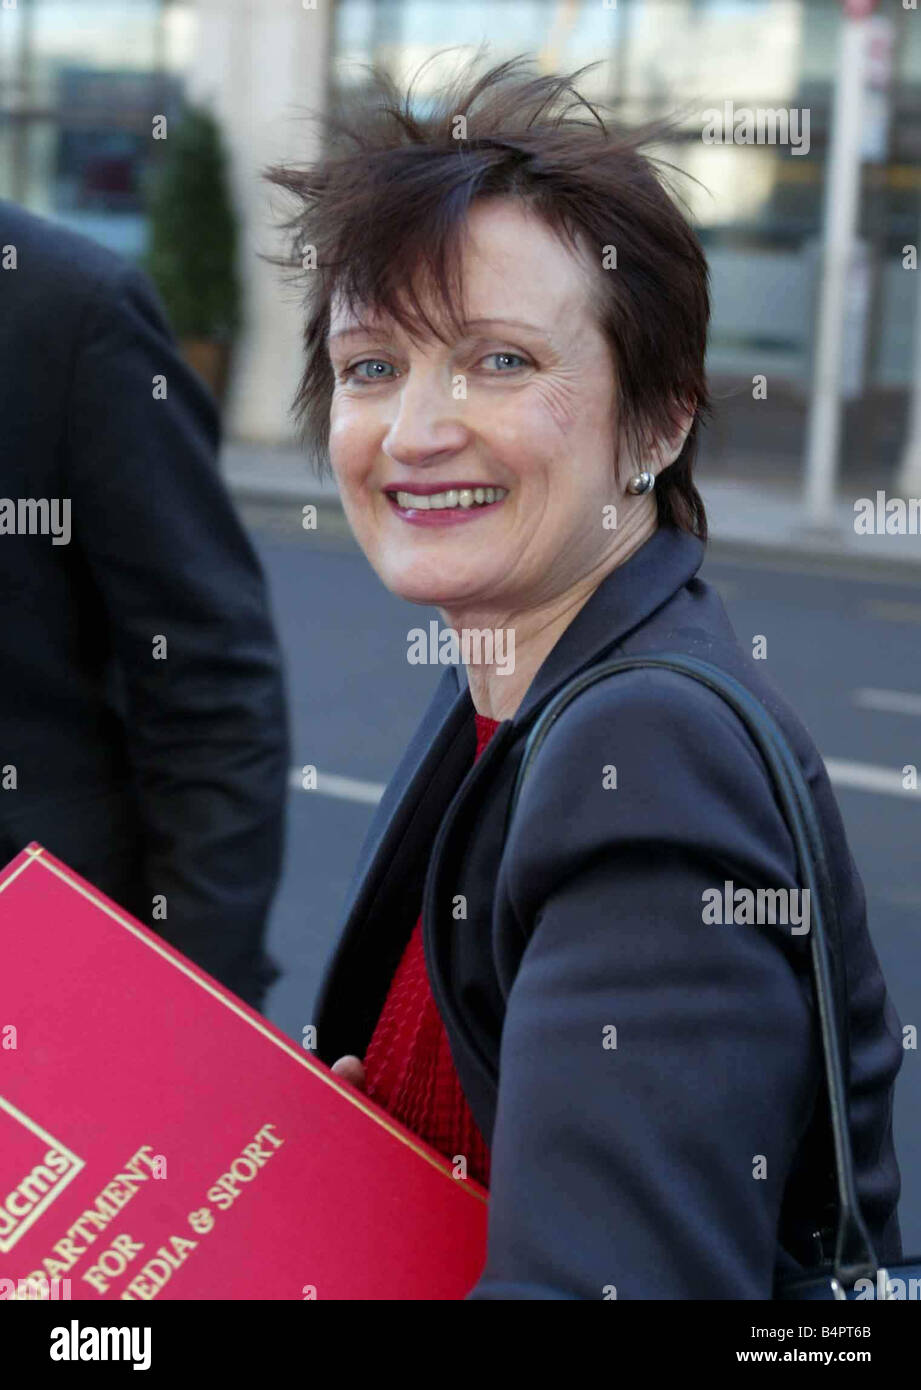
[325,195,680,663]
[265,52,904,1300]
[267,56,705,716]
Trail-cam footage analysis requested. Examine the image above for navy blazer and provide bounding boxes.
[0,201,290,1008]
[314,523,903,1298]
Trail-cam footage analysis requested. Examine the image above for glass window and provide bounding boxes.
[328,0,920,477]
[0,0,194,260]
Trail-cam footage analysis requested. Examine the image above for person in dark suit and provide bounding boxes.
[0,198,290,1011]
[270,55,903,1296]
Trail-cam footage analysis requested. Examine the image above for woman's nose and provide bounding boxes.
[381,370,470,466]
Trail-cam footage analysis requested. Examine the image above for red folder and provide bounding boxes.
[0,844,488,1300]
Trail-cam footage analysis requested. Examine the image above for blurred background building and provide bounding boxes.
[3,0,921,499]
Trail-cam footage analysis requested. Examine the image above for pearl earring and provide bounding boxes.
[626,470,655,496]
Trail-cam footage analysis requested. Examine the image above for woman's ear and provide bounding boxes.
[649,403,696,475]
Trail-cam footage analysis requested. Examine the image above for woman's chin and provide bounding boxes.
[383,567,484,610]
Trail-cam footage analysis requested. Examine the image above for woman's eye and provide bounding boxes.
[480,351,529,371]
[339,352,529,382]
[343,359,395,383]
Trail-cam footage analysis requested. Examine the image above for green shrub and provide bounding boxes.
[144,105,241,340]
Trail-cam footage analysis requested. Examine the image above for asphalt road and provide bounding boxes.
[243,498,921,1255]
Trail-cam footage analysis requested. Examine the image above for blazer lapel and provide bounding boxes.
[342,664,468,920]
[313,662,476,1063]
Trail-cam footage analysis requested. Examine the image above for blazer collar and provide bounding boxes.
[512,523,705,726]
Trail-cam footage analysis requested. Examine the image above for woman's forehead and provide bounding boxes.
[326,199,595,344]
[328,269,592,348]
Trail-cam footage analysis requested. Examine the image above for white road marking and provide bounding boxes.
[853,687,921,717]
[288,769,385,804]
[822,758,920,800]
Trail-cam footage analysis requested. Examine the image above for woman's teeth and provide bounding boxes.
[391,487,507,510]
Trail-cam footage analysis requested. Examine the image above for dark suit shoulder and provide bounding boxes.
[0,198,135,305]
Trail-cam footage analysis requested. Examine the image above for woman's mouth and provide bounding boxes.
[384,486,508,526]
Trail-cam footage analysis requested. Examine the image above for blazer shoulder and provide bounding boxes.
[523,662,771,788]
[505,662,800,900]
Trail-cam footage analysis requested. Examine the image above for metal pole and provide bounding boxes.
[896,257,921,496]
[803,12,867,525]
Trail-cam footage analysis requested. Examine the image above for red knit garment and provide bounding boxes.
[363,712,500,1188]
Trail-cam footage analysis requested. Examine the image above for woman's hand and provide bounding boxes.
[330,1054,367,1092]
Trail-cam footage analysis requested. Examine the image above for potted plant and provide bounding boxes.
[143,105,241,405]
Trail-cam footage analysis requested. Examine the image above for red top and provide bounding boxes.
[363,712,500,1188]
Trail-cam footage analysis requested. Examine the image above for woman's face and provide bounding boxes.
[327,198,637,615]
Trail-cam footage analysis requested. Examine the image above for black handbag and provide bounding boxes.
[506,651,920,1300]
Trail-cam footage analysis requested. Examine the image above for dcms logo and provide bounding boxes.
[0,1095,84,1254]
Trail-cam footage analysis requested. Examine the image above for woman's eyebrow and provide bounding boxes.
[462,317,550,338]
[327,317,551,344]
[328,323,380,344]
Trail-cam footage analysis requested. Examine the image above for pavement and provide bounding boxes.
[220,441,921,573]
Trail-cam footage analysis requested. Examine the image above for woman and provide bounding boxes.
[268,54,903,1299]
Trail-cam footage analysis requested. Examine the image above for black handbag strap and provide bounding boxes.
[506,651,879,1286]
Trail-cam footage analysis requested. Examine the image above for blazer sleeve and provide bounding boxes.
[468,667,822,1299]
[65,261,290,1007]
